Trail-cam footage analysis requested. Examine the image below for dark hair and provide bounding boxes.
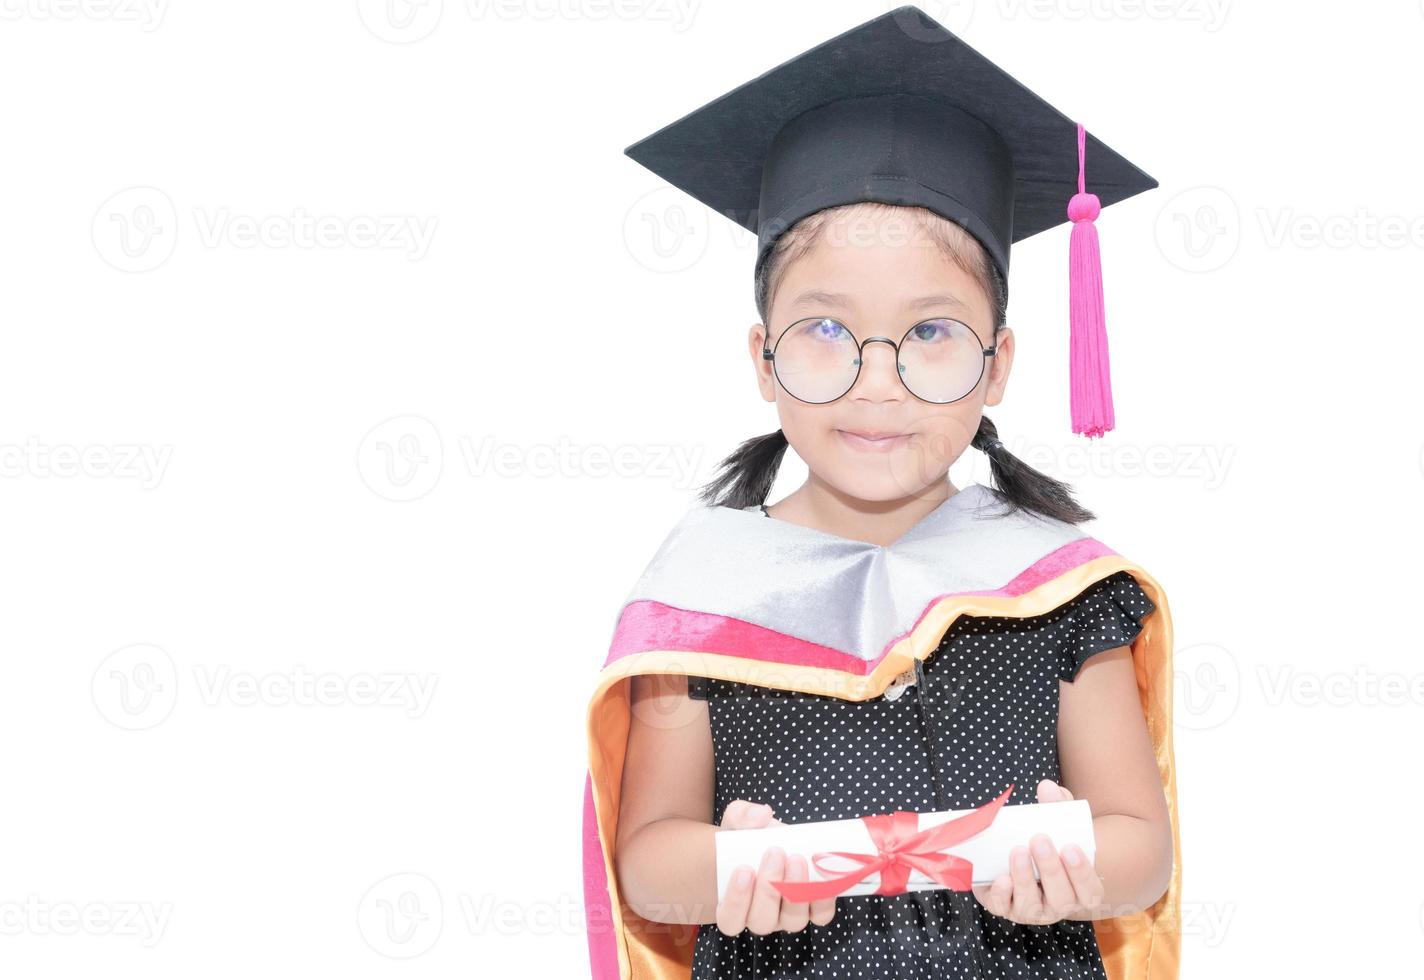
[695,202,1095,525]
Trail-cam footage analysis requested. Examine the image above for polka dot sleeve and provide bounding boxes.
[1057,570,1157,683]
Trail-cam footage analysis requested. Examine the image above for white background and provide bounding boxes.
[2,0,1421,976]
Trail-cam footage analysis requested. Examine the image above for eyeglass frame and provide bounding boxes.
[761,315,998,405]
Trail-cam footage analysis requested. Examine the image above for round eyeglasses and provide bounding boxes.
[762,316,997,405]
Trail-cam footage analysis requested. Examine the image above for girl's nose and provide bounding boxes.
[851,339,905,396]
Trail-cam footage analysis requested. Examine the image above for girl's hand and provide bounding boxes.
[715,800,837,936]
[970,779,1104,925]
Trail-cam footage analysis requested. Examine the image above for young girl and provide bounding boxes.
[584,8,1180,980]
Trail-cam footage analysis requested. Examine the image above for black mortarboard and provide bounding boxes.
[623,5,1159,437]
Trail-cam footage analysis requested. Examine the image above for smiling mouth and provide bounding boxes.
[837,429,910,452]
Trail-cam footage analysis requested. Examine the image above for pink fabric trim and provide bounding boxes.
[583,771,620,980]
[896,536,1118,653]
[604,537,1120,676]
[606,598,866,673]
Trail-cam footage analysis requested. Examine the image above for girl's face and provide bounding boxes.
[749,208,1016,503]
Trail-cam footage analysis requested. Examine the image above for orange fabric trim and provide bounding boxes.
[586,556,1180,979]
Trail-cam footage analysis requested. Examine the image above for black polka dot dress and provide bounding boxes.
[687,506,1157,979]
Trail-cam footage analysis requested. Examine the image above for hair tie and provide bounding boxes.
[984,439,1004,454]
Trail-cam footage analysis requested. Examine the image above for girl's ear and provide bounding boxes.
[748,323,777,402]
[983,326,1015,408]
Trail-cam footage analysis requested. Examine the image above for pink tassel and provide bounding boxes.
[1067,122,1114,438]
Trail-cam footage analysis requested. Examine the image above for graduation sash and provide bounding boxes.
[583,482,1181,979]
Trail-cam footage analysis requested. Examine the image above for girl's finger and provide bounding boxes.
[721,800,748,829]
[1008,846,1045,924]
[1035,778,1073,803]
[744,846,787,935]
[809,892,836,926]
[1060,844,1104,910]
[973,874,1013,918]
[1029,835,1076,914]
[715,865,755,936]
[777,853,811,933]
[723,800,776,830]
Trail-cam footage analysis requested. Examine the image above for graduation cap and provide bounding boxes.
[623,5,1158,438]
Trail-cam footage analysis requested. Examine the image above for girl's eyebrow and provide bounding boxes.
[906,292,971,313]
[790,289,970,313]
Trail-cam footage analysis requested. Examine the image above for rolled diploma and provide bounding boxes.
[715,798,1095,901]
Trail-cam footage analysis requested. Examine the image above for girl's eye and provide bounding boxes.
[910,319,957,342]
[807,318,848,341]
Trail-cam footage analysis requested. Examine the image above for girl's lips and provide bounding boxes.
[837,429,910,452]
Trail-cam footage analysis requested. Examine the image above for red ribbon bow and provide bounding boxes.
[768,783,1015,903]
